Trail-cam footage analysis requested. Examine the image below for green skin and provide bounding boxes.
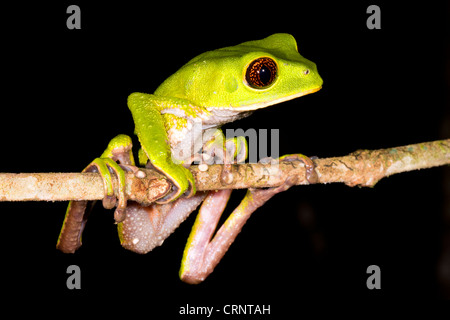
[56,33,323,284]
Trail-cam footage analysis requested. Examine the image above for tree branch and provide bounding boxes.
[0,139,448,203]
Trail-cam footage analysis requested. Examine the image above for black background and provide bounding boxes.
[1,0,449,313]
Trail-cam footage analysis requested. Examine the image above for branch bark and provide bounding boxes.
[0,139,449,203]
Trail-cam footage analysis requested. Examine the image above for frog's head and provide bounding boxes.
[155,33,322,114]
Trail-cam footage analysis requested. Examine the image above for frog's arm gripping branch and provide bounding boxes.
[0,139,448,203]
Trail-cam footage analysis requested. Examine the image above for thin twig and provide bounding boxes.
[0,139,448,203]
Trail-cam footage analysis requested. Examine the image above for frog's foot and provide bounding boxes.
[57,134,137,253]
[154,164,196,204]
[197,131,247,185]
[56,159,129,253]
[201,130,247,166]
[279,153,319,184]
[85,157,130,223]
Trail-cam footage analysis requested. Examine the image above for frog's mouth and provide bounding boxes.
[220,86,322,111]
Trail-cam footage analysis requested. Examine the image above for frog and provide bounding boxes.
[56,33,323,284]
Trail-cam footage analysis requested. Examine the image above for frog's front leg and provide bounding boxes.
[179,154,317,284]
[128,93,196,203]
[56,134,136,253]
[117,130,243,254]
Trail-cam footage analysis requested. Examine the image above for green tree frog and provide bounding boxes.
[56,33,323,284]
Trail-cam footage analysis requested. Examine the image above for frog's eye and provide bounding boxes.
[245,57,278,89]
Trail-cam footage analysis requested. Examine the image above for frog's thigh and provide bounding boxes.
[118,193,206,254]
[118,203,163,254]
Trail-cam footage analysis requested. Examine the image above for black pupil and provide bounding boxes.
[258,65,272,86]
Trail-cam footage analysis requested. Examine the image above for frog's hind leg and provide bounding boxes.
[56,134,135,253]
[179,180,299,284]
[179,154,317,284]
[117,131,247,255]
[118,193,207,254]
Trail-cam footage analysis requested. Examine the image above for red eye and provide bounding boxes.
[245,57,278,89]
